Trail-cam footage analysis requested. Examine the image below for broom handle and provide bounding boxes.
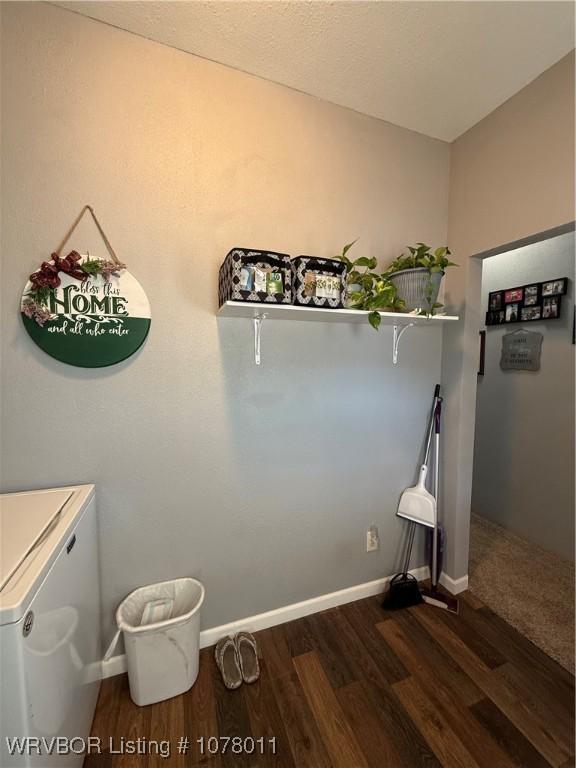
[423,385,441,467]
[431,398,442,589]
[403,522,416,575]
[406,385,441,582]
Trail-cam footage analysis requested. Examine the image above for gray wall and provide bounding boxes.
[1,3,450,643]
[473,232,575,560]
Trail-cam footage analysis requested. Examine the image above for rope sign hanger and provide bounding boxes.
[53,204,122,264]
[20,206,151,368]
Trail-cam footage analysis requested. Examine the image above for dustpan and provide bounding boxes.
[397,464,436,528]
[397,385,439,528]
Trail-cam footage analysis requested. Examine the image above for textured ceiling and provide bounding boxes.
[53,1,575,141]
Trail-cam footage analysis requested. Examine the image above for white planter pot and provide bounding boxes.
[389,268,444,312]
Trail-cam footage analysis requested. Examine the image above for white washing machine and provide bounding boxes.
[0,485,102,767]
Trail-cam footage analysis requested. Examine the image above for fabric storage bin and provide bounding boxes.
[218,248,292,305]
[291,256,347,308]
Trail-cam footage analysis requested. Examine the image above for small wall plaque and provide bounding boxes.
[500,329,543,371]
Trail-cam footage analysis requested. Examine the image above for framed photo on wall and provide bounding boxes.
[486,277,569,326]
[523,285,539,305]
[542,296,560,318]
[485,310,504,325]
[520,305,541,321]
[505,303,519,322]
[489,291,503,311]
[504,287,523,303]
[542,278,567,297]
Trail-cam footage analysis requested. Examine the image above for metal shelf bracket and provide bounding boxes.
[251,314,420,366]
[253,313,267,365]
[393,322,415,365]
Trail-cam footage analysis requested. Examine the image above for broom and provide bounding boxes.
[382,521,422,610]
[385,386,458,613]
[383,386,440,610]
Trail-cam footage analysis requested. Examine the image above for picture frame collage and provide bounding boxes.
[486,277,568,326]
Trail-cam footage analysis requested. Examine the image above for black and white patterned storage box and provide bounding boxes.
[291,256,347,308]
[218,248,292,306]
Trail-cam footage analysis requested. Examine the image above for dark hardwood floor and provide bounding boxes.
[87,591,575,767]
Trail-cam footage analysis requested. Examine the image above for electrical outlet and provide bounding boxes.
[366,525,379,552]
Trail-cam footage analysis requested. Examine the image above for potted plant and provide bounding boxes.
[337,241,405,329]
[383,243,457,315]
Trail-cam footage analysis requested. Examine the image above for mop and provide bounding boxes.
[419,393,459,613]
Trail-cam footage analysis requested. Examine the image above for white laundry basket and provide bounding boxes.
[116,577,205,706]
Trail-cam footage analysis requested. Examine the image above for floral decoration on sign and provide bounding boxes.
[22,251,126,326]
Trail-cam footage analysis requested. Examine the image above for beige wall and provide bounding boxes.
[443,53,575,578]
[1,3,451,640]
[449,52,575,257]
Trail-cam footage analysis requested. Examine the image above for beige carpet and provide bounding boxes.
[469,514,575,673]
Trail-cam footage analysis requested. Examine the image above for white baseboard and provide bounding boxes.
[101,653,128,678]
[100,565,429,680]
[439,572,469,594]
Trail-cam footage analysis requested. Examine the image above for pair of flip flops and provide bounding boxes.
[215,631,260,689]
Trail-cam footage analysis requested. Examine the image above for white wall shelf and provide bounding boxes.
[217,301,459,365]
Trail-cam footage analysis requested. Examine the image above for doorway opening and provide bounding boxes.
[469,229,575,672]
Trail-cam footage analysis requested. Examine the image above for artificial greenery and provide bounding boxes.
[383,243,457,316]
[80,257,106,276]
[336,240,405,329]
[27,284,52,307]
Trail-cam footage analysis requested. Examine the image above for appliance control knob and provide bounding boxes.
[23,611,34,637]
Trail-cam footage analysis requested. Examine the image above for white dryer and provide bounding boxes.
[0,485,101,767]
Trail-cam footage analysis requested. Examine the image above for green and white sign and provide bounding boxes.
[21,256,151,368]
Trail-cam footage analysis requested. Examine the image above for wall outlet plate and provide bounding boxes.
[366,525,379,552]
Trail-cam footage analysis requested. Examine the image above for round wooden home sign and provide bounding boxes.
[20,207,151,368]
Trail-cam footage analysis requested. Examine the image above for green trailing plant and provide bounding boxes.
[383,243,457,316]
[383,243,456,275]
[336,240,405,329]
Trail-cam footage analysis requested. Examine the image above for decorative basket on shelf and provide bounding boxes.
[218,248,292,306]
[291,256,347,308]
